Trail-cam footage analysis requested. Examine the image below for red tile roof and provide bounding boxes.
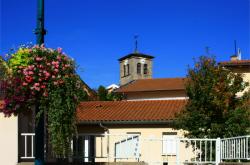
[219,60,250,66]
[77,100,186,123]
[116,78,187,93]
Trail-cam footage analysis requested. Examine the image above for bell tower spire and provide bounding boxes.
[134,35,139,53]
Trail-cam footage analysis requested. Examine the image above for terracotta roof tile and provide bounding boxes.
[116,78,187,93]
[219,60,250,66]
[77,100,186,123]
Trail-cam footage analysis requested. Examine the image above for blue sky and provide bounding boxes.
[1,0,250,88]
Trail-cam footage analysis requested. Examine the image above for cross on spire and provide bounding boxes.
[205,46,210,55]
[134,35,139,53]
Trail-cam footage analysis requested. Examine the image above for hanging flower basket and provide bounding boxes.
[3,45,86,157]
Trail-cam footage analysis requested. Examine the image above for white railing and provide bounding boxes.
[21,133,35,159]
[20,133,250,164]
[221,135,250,160]
[142,137,219,165]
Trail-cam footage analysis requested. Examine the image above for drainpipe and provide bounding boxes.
[99,123,110,163]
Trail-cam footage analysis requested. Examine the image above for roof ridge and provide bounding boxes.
[79,99,187,104]
[136,77,187,81]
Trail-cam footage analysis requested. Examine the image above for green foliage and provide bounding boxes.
[175,56,250,138]
[4,46,87,157]
[8,48,33,71]
[97,85,123,101]
[98,85,108,101]
[0,57,8,79]
[40,77,81,157]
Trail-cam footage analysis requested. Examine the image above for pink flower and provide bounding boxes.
[38,65,44,69]
[54,69,59,73]
[35,87,40,91]
[57,55,62,61]
[25,76,33,83]
[35,57,43,61]
[41,85,46,89]
[28,71,34,75]
[57,47,62,53]
[34,83,40,86]
[53,81,58,85]
[52,75,56,79]
[23,69,28,76]
[22,82,28,86]
[28,65,34,70]
[45,72,50,77]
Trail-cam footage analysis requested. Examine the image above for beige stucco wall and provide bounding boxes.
[224,66,250,97]
[78,124,195,164]
[107,127,192,164]
[240,72,250,96]
[126,90,187,100]
[233,69,250,97]
[0,114,18,165]
[120,57,153,86]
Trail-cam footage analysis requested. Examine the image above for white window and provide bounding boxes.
[115,133,140,159]
[162,132,177,155]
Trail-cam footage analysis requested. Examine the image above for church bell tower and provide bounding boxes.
[118,36,154,86]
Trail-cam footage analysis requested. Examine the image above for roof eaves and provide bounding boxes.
[115,88,186,93]
[220,63,250,67]
[118,53,154,61]
[77,120,174,125]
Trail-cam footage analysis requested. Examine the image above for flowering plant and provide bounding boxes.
[3,45,86,156]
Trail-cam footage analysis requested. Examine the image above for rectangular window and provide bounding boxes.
[127,64,130,75]
[143,64,148,74]
[162,132,177,155]
[123,65,126,77]
[115,132,140,159]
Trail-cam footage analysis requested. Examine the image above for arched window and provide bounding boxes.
[137,63,141,74]
[127,64,130,75]
[123,65,126,76]
[144,64,148,74]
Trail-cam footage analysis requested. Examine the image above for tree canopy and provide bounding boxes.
[0,57,8,79]
[97,85,123,101]
[175,56,250,138]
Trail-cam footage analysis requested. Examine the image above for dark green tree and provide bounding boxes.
[175,56,250,138]
[97,85,123,101]
[0,57,7,79]
[0,57,8,98]
[97,85,109,101]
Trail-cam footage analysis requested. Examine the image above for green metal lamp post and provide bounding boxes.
[34,0,46,164]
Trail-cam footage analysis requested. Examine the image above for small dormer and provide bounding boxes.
[118,53,154,86]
